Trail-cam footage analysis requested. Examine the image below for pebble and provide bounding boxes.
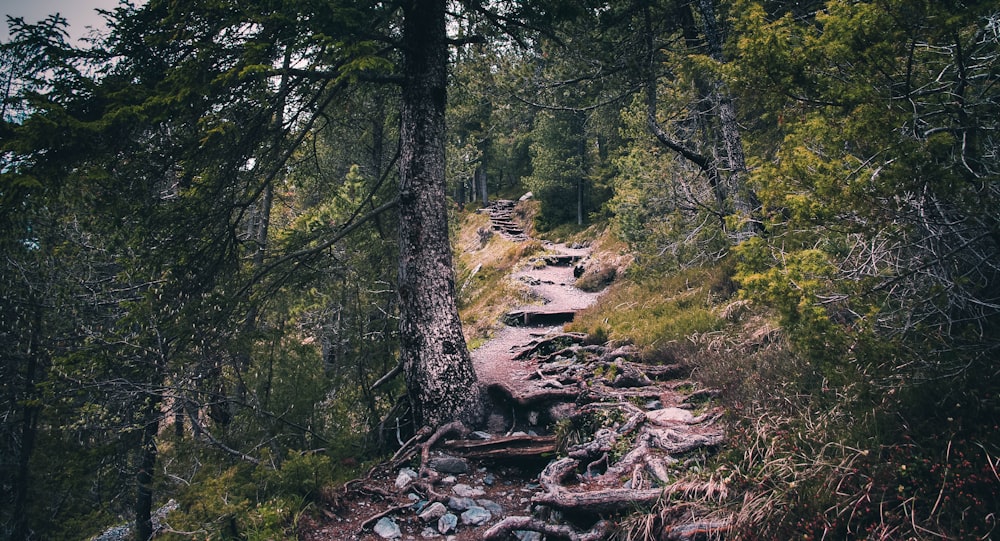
[419,502,448,522]
[429,456,469,474]
[447,496,477,512]
[438,513,458,534]
[395,468,417,489]
[420,527,440,538]
[476,499,504,516]
[483,473,495,486]
[374,517,401,539]
[460,506,491,526]
[452,483,485,498]
[515,530,543,541]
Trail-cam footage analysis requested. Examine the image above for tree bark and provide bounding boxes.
[694,0,761,237]
[134,396,160,541]
[398,0,480,428]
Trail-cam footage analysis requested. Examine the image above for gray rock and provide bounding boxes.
[374,517,401,539]
[440,475,457,485]
[419,501,448,522]
[514,531,543,541]
[460,506,491,526]
[447,496,477,512]
[476,499,504,516]
[420,527,441,538]
[395,467,418,489]
[483,473,495,486]
[438,513,458,534]
[452,483,485,498]
[429,455,469,474]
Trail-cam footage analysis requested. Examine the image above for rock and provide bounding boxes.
[429,455,469,474]
[483,473,495,486]
[440,475,457,484]
[420,527,441,538]
[646,407,695,425]
[461,506,492,526]
[515,531,543,541]
[447,496,477,512]
[395,467,418,489]
[519,191,533,201]
[438,513,458,534]
[374,517,401,539]
[419,502,448,522]
[645,399,663,410]
[470,430,492,440]
[452,483,485,498]
[476,499,504,516]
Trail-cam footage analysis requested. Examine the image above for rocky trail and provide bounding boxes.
[302,200,729,541]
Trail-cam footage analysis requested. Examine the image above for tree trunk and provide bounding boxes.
[10,310,42,541]
[134,397,160,541]
[476,166,488,207]
[398,0,480,428]
[695,0,761,237]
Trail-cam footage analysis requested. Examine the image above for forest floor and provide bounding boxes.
[300,200,728,541]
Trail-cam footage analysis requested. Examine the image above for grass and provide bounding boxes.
[567,263,735,361]
[453,208,543,342]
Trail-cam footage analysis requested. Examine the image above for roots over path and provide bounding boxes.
[303,200,729,541]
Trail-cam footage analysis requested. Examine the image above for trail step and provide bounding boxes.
[505,309,577,327]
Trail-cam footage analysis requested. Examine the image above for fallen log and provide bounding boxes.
[442,434,557,459]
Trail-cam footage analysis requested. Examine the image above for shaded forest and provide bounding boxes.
[1,0,997,539]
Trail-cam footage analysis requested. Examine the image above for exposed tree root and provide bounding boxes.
[483,516,613,541]
[344,333,730,541]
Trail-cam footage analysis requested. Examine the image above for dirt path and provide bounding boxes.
[472,239,601,389]
[302,200,729,541]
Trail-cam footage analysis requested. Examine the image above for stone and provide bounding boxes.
[374,517,401,539]
[470,430,492,440]
[440,475,457,485]
[395,467,418,489]
[438,513,458,534]
[429,455,469,474]
[447,496,476,512]
[460,506,492,526]
[646,407,694,425]
[452,483,485,498]
[419,502,448,522]
[476,499,504,516]
[515,531,543,541]
[483,473,495,486]
[420,527,440,538]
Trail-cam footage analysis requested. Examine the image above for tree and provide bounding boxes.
[397,0,480,428]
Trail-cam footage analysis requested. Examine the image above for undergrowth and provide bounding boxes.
[567,253,999,540]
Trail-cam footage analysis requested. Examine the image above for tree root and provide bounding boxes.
[483,516,613,541]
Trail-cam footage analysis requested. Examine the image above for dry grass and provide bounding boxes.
[454,210,543,343]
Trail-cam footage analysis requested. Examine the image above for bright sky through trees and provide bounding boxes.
[0,0,144,42]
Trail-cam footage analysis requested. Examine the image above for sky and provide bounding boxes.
[0,0,136,43]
